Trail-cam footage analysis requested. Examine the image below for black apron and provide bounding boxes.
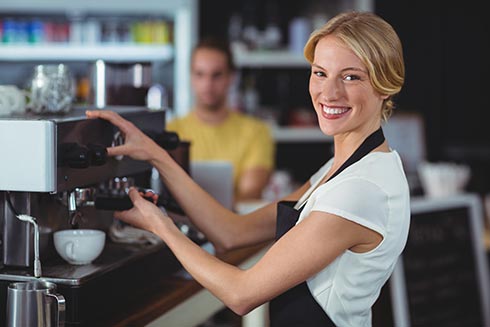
[269,128,385,327]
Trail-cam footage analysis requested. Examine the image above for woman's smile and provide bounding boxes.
[321,104,351,120]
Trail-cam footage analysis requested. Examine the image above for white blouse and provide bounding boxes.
[297,151,411,327]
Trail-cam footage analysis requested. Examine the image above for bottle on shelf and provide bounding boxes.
[242,74,260,115]
[101,19,119,44]
[68,15,84,44]
[146,83,168,110]
[288,17,311,54]
[83,18,102,44]
[75,75,91,105]
[228,13,243,45]
[28,19,45,44]
[240,2,260,50]
[262,22,281,50]
[262,0,282,50]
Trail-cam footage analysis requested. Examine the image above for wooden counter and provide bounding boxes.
[97,198,490,327]
[101,242,270,327]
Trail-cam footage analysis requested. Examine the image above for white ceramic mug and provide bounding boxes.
[0,85,26,116]
[53,229,105,265]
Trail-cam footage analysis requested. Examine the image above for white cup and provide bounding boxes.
[418,161,471,198]
[53,229,105,265]
[0,85,26,116]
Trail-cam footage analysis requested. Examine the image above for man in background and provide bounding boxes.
[166,37,275,201]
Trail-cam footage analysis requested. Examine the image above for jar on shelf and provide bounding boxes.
[26,64,75,114]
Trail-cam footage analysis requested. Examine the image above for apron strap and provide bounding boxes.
[294,127,385,210]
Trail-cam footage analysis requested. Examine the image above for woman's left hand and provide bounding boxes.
[85,110,162,162]
[114,187,169,234]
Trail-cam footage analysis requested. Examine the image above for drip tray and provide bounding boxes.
[0,241,182,326]
[0,241,166,285]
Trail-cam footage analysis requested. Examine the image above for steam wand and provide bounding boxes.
[16,215,42,278]
[6,192,42,278]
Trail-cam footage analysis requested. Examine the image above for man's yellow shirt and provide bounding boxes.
[166,111,275,188]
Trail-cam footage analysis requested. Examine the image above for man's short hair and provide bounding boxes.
[192,36,236,72]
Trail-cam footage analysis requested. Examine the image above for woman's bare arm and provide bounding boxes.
[150,151,311,251]
[119,188,380,316]
[86,109,309,251]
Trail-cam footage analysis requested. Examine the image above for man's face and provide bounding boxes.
[191,48,233,111]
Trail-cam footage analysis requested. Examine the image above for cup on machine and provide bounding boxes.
[53,229,106,265]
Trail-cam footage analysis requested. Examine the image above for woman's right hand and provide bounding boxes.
[114,187,170,235]
[85,110,162,162]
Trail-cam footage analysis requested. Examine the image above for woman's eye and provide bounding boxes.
[344,74,361,81]
[313,71,326,77]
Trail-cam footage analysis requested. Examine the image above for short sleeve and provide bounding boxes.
[311,177,389,236]
[241,122,275,170]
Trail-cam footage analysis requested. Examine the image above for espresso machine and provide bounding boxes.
[0,106,184,326]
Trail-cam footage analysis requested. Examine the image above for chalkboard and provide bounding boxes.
[390,193,490,327]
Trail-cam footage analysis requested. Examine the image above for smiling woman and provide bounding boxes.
[85,11,409,327]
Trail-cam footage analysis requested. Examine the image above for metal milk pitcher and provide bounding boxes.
[6,280,66,327]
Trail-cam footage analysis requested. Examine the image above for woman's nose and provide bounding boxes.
[322,78,344,100]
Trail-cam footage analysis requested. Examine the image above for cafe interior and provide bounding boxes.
[0,0,489,326]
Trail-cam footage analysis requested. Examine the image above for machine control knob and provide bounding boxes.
[146,131,180,150]
[87,143,108,166]
[59,143,91,169]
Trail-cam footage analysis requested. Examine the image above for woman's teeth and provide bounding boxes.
[323,106,349,115]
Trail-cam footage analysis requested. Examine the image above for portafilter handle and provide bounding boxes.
[93,187,185,215]
[94,187,160,211]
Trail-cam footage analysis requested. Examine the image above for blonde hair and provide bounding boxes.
[304,11,405,121]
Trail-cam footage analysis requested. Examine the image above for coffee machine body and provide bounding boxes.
[0,106,181,326]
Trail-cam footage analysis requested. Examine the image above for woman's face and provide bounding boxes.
[309,35,387,138]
